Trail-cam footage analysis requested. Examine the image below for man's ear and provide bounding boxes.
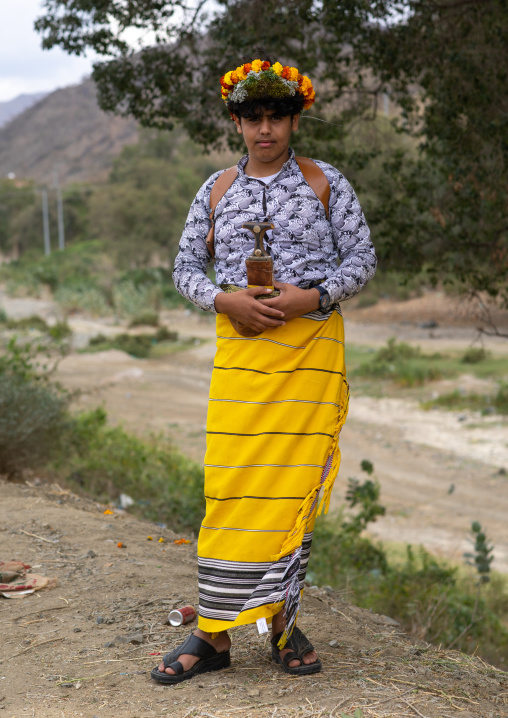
[291,113,300,132]
[232,114,243,135]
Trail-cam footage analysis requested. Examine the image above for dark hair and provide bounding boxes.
[227,94,305,120]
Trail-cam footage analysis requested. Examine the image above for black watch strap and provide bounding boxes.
[314,284,331,311]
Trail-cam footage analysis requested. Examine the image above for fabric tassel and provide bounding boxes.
[276,546,302,649]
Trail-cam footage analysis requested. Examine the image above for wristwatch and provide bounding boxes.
[314,284,331,312]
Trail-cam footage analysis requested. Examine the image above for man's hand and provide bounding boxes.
[214,287,286,333]
[259,281,321,321]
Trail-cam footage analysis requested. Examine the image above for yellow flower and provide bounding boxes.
[224,71,234,85]
[300,75,312,92]
[236,64,248,81]
[288,66,299,82]
[272,62,283,76]
[251,59,263,72]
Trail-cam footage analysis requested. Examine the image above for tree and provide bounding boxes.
[35,1,508,305]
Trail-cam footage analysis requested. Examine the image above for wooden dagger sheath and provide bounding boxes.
[228,221,279,338]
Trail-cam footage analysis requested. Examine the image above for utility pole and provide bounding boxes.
[41,189,51,256]
[53,166,65,250]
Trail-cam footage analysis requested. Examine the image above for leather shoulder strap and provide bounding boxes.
[209,166,238,217]
[295,156,331,220]
[206,166,237,258]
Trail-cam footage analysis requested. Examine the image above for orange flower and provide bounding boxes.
[244,63,252,74]
[117,542,126,548]
[103,509,114,515]
[251,59,263,72]
[261,60,270,71]
[174,538,192,545]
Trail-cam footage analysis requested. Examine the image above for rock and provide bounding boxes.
[105,641,116,648]
[380,615,400,627]
[329,639,339,648]
[86,550,97,559]
[127,631,144,645]
[73,627,82,633]
[247,689,260,698]
[420,320,438,329]
[96,616,105,624]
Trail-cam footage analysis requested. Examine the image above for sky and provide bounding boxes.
[0,0,97,102]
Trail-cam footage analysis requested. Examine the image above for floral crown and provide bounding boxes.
[220,59,315,110]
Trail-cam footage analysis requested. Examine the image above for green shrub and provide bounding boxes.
[155,326,178,342]
[0,338,70,476]
[5,315,49,332]
[376,337,420,362]
[353,338,444,386]
[55,284,110,316]
[60,408,205,533]
[309,464,508,665]
[422,384,508,415]
[461,347,488,364]
[129,311,159,327]
[0,308,7,323]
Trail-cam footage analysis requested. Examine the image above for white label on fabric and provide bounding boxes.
[256,617,268,634]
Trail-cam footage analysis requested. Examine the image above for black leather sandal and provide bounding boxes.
[271,626,322,675]
[151,633,231,684]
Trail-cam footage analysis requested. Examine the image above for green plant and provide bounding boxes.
[0,338,70,476]
[461,347,488,364]
[129,311,159,327]
[0,308,7,323]
[59,408,205,533]
[421,385,508,416]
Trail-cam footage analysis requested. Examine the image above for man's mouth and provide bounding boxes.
[257,140,274,147]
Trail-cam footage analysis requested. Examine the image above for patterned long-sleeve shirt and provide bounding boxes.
[173,148,376,313]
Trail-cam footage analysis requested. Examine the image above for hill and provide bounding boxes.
[0,92,48,129]
[0,80,138,185]
[1,477,507,717]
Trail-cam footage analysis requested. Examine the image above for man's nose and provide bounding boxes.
[259,118,272,133]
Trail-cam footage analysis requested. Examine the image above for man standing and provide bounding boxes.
[152,58,376,683]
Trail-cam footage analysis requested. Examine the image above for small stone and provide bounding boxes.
[330,607,338,613]
[380,615,400,627]
[86,550,97,559]
[134,623,145,630]
[96,616,105,624]
[329,639,339,648]
[73,627,82,633]
[247,689,260,698]
[105,641,116,648]
[127,631,144,645]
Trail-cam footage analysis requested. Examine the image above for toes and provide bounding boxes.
[302,650,318,665]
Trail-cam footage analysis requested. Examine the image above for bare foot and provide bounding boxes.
[158,629,231,675]
[271,611,318,668]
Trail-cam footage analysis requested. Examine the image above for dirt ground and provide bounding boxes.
[1,479,508,718]
[1,289,508,716]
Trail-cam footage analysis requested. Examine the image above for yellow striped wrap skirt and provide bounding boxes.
[197,309,349,645]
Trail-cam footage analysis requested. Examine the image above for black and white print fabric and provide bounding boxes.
[198,532,313,623]
[173,149,377,313]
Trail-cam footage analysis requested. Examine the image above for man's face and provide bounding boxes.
[233,109,299,165]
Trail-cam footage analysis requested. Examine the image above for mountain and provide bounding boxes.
[0,80,138,185]
[0,92,49,128]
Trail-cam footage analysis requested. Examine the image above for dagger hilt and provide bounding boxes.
[242,221,274,258]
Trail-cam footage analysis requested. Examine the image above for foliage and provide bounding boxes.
[353,338,443,387]
[1,242,197,317]
[129,311,159,328]
[58,408,205,534]
[310,462,508,665]
[461,347,488,364]
[0,130,223,266]
[0,338,69,476]
[421,385,508,416]
[465,522,494,584]
[35,0,508,304]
